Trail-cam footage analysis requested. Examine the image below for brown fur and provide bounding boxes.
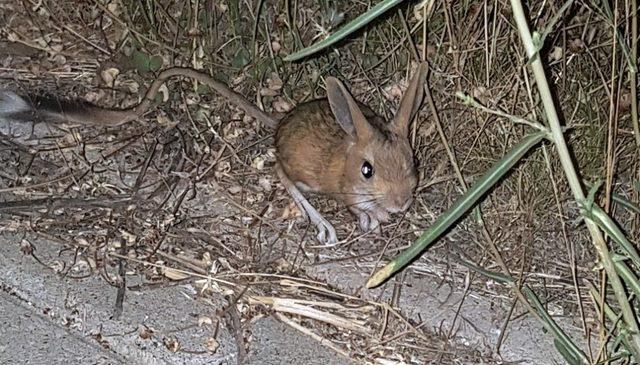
[275,63,427,232]
[2,64,428,240]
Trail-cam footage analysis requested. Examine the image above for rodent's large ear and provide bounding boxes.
[390,62,428,136]
[326,77,372,140]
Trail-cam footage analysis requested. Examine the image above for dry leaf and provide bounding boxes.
[162,267,190,281]
[119,229,137,243]
[159,83,169,102]
[49,43,63,53]
[280,201,302,220]
[274,258,293,271]
[252,156,265,170]
[258,177,271,191]
[84,90,104,103]
[156,113,172,126]
[266,73,283,91]
[163,337,180,352]
[549,46,563,62]
[260,88,279,97]
[271,40,281,53]
[107,2,120,15]
[198,316,214,326]
[204,337,219,353]
[228,185,242,194]
[20,239,33,255]
[384,83,403,101]
[101,68,120,87]
[217,257,234,272]
[569,39,585,54]
[122,80,139,93]
[138,325,154,340]
[51,54,66,66]
[202,252,213,266]
[472,86,490,104]
[273,97,292,113]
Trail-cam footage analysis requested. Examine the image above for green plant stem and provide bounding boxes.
[587,281,640,360]
[509,0,640,355]
[631,0,640,149]
[456,92,546,131]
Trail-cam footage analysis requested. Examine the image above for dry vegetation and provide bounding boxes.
[0,0,638,364]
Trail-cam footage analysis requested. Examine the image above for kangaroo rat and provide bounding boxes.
[0,64,427,243]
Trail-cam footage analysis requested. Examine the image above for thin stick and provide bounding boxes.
[632,0,640,148]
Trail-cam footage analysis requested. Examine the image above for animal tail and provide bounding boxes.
[0,67,278,129]
[0,90,137,126]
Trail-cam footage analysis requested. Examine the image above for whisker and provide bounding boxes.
[345,196,382,210]
[324,190,384,198]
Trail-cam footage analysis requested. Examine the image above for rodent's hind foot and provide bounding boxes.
[309,211,338,244]
[277,164,338,244]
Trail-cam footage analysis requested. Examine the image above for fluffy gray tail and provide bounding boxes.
[0,91,136,126]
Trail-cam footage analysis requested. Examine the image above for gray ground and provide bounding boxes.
[310,262,584,365]
[0,229,586,364]
[0,233,351,365]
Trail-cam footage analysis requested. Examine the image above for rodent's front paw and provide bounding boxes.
[356,211,381,233]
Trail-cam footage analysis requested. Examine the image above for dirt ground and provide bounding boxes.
[1,0,638,364]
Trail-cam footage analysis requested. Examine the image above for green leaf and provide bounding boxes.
[284,0,405,61]
[553,339,581,365]
[454,257,514,284]
[585,179,602,208]
[232,48,251,68]
[362,54,380,69]
[526,31,543,65]
[456,257,588,364]
[587,282,640,361]
[132,50,163,73]
[583,203,640,269]
[523,287,589,364]
[366,131,546,288]
[611,193,640,216]
[615,261,640,303]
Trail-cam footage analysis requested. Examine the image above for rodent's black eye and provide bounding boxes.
[361,161,374,179]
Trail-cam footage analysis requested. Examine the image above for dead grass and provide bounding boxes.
[0,0,638,363]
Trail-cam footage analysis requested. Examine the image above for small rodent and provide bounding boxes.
[0,64,427,243]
